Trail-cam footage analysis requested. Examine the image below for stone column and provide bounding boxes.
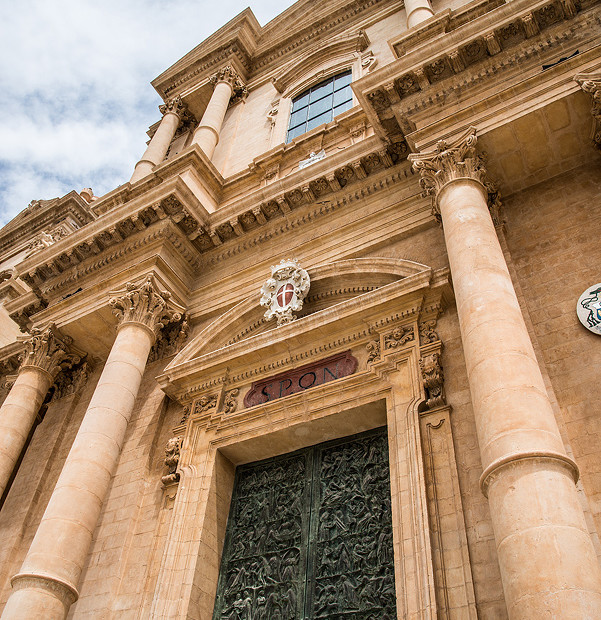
[409,129,601,619]
[191,66,245,159]
[2,276,183,620]
[0,325,79,500]
[404,0,434,28]
[130,96,189,184]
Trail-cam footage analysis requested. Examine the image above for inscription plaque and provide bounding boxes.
[243,351,357,408]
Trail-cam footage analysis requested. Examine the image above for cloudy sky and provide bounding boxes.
[0,0,297,228]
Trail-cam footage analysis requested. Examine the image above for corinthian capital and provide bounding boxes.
[409,127,500,219]
[109,275,184,337]
[574,72,601,150]
[19,324,82,379]
[159,95,188,118]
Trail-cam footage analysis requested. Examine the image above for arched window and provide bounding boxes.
[286,70,353,142]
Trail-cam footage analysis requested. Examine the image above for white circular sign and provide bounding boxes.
[577,283,601,335]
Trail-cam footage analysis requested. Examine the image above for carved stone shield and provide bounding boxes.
[260,259,310,326]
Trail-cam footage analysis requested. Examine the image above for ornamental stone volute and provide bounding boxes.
[19,324,81,379]
[109,275,184,338]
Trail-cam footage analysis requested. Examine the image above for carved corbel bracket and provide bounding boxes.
[574,72,601,151]
[161,436,182,486]
[419,338,445,411]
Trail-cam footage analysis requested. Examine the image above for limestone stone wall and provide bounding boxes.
[503,161,601,543]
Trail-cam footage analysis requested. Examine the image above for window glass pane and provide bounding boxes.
[287,123,307,141]
[289,107,308,128]
[333,100,353,117]
[333,88,352,107]
[309,78,334,103]
[307,94,333,120]
[291,91,310,112]
[307,111,332,131]
[334,71,352,90]
[287,71,352,143]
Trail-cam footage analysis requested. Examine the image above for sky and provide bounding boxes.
[0,0,298,228]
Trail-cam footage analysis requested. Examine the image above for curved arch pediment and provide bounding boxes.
[272,30,369,94]
[167,257,431,368]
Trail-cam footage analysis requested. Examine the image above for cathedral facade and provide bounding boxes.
[0,0,600,617]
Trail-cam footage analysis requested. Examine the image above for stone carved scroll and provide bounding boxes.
[181,393,218,424]
[148,313,189,363]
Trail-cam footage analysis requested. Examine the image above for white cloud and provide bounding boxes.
[0,0,297,227]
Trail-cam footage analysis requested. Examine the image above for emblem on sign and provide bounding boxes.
[260,259,310,326]
[577,283,601,335]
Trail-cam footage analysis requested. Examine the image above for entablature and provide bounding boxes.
[354,0,599,145]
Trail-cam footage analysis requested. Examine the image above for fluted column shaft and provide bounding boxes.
[2,277,183,620]
[405,0,434,28]
[130,97,187,184]
[411,129,601,619]
[191,66,242,159]
[0,326,75,499]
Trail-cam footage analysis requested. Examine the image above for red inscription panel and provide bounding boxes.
[243,350,358,408]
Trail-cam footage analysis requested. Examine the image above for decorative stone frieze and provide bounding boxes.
[181,393,218,424]
[383,325,414,349]
[109,275,184,338]
[419,351,445,410]
[161,436,182,486]
[574,72,601,150]
[19,324,81,379]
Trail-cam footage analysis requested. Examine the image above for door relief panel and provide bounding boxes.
[213,427,396,619]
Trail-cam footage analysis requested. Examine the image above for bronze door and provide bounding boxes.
[212,427,396,619]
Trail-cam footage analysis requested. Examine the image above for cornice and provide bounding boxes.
[0,192,95,260]
[355,0,598,142]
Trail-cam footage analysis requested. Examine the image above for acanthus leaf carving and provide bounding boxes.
[109,275,184,337]
[409,127,498,221]
[224,388,239,414]
[19,324,82,379]
[366,338,381,363]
